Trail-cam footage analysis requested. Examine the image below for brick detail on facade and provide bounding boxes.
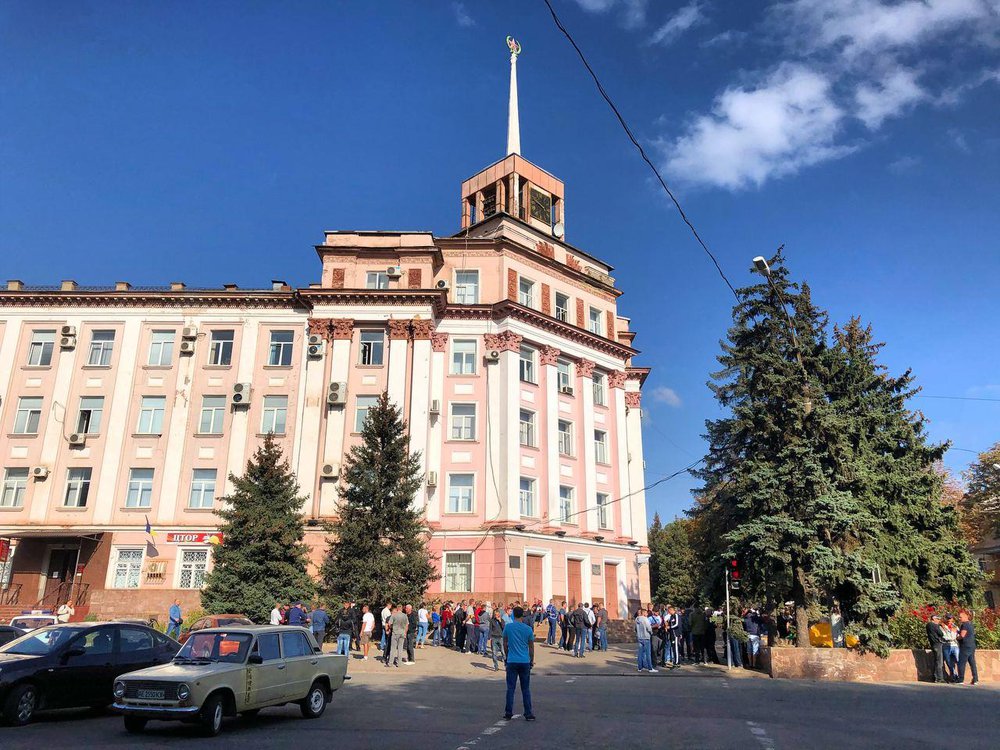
[407,268,423,289]
[411,318,433,340]
[484,330,523,353]
[329,268,345,289]
[539,345,561,366]
[576,298,585,328]
[607,314,615,340]
[536,241,555,259]
[388,319,411,340]
[576,358,596,378]
[431,332,449,352]
[541,283,551,315]
[566,255,582,271]
[625,392,641,408]
[608,370,627,389]
[507,268,518,302]
[308,318,354,341]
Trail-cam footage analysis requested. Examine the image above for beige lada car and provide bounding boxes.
[112,625,348,735]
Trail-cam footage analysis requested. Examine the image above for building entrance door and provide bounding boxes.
[526,555,543,603]
[566,559,582,606]
[604,563,619,619]
[42,547,78,604]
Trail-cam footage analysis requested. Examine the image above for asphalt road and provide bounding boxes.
[4,663,997,749]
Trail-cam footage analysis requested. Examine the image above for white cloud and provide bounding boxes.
[451,2,475,28]
[948,128,972,152]
[701,29,749,48]
[572,0,649,28]
[650,386,683,407]
[854,67,926,129]
[888,155,922,174]
[664,65,853,190]
[648,2,707,46]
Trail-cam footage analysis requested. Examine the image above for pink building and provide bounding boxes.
[0,42,651,622]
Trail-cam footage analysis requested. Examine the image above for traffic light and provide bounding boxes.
[730,559,741,590]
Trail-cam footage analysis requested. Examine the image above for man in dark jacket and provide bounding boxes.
[570,603,587,658]
[334,602,355,656]
[926,613,946,683]
[455,602,468,652]
[689,606,707,663]
[405,604,419,664]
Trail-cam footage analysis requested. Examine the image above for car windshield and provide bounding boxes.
[217,617,253,627]
[175,632,252,663]
[10,617,56,630]
[0,626,77,655]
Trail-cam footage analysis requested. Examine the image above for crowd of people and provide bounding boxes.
[926,611,980,685]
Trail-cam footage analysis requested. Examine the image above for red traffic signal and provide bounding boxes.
[730,559,740,580]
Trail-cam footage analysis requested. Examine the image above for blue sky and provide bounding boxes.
[3,1,999,523]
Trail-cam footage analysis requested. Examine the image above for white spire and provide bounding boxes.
[506,36,521,156]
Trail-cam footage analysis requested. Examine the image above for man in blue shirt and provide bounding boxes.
[167,599,183,640]
[287,602,308,627]
[545,600,558,646]
[502,606,535,721]
[310,603,329,644]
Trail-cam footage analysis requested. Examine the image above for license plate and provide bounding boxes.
[137,689,165,700]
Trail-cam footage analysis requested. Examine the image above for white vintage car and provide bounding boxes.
[112,625,348,735]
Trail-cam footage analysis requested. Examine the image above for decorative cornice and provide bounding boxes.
[308,318,355,341]
[297,289,445,308]
[626,367,651,386]
[625,392,642,408]
[495,301,637,362]
[576,358,596,378]
[431,332,449,352]
[608,370,627,389]
[539,345,561,366]
[484,330,522,353]
[0,290,302,310]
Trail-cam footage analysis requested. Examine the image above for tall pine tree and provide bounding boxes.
[320,392,437,606]
[201,434,316,623]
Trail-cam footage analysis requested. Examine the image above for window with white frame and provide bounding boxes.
[359,330,384,366]
[178,548,209,589]
[597,492,610,528]
[63,468,92,508]
[354,395,378,432]
[125,469,154,509]
[1,468,28,508]
[588,307,603,335]
[554,293,570,323]
[88,330,115,366]
[557,360,573,392]
[594,430,609,464]
[199,395,226,434]
[519,346,536,383]
[519,477,536,516]
[518,277,535,307]
[207,330,234,366]
[451,339,477,375]
[366,271,389,289]
[189,469,217,509]
[455,270,480,304]
[136,396,166,434]
[268,330,294,366]
[111,548,144,589]
[444,552,472,592]
[558,420,573,456]
[14,397,43,434]
[76,396,104,435]
[27,330,55,366]
[261,396,288,434]
[147,330,174,366]
[450,403,476,441]
[559,486,573,522]
[592,372,607,406]
[519,409,536,447]
[447,474,474,513]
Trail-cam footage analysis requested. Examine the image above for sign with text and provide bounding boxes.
[164,532,223,545]
[0,538,10,563]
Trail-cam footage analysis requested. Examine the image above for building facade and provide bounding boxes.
[0,45,651,621]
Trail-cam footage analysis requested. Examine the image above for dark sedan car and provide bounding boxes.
[0,622,180,725]
[0,626,26,647]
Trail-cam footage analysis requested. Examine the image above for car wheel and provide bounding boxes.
[3,683,39,726]
[299,682,327,719]
[123,716,147,734]
[199,694,225,736]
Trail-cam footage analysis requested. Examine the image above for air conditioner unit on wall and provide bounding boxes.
[386,266,403,278]
[320,463,339,479]
[560,385,574,396]
[231,382,252,406]
[429,399,440,415]
[181,326,198,339]
[179,340,196,355]
[436,279,450,290]
[327,382,347,406]
[59,335,76,349]
[68,433,86,447]
[426,471,438,487]
[307,335,325,358]
[485,350,501,363]
[31,466,49,479]
[60,325,77,337]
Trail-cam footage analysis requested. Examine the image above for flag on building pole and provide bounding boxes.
[144,515,156,537]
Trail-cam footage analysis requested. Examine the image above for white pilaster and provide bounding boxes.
[156,345,195,524]
[543,362,560,525]
[295,334,327,515]
[581,374,598,533]
[320,337,351,517]
[387,336,408,408]
[614,388,632,540]
[503,349,520,522]
[484,356,505,522]
[408,337,432,512]
[425,347,446,523]
[224,320,260,495]
[625,391,648,545]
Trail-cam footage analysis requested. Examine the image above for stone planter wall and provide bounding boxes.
[762,645,999,683]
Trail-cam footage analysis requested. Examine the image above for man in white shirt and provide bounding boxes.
[57,601,75,623]
[269,603,282,626]
[361,605,376,660]
[380,602,392,657]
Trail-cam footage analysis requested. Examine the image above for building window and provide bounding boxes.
[594,430,609,464]
[519,477,536,516]
[597,492,610,529]
[268,330,294,366]
[13,397,43,434]
[519,346,536,384]
[112,548,144,589]
[137,396,166,435]
[189,469,217,509]
[557,360,573,392]
[354,395,378,432]
[207,330,234,366]
[261,396,288,435]
[366,271,389,289]
[588,307,602,335]
[593,372,607,406]
[455,270,480,304]
[199,395,226,434]
[447,474,474,513]
[1,468,28,508]
[63,468,93,508]
[559,486,573,522]
[27,330,55,366]
[359,330,385,366]
[554,293,570,323]
[444,552,473,592]
[178,548,209,589]
[482,186,497,217]
[518,277,535,307]
[558,420,573,456]
[75,396,104,435]
[147,330,174,366]
[519,409,536,447]
[88,330,116,366]
[125,469,154,509]
[450,404,476,441]
[530,188,552,223]
[451,339,477,375]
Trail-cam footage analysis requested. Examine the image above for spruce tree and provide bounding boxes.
[320,392,437,606]
[201,434,316,623]
[647,513,664,596]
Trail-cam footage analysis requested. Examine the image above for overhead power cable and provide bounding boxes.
[914,395,1000,403]
[541,0,738,300]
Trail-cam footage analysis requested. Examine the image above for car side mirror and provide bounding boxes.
[247,653,263,665]
[62,647,85,663]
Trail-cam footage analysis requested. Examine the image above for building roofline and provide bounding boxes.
[460,154,564,188]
